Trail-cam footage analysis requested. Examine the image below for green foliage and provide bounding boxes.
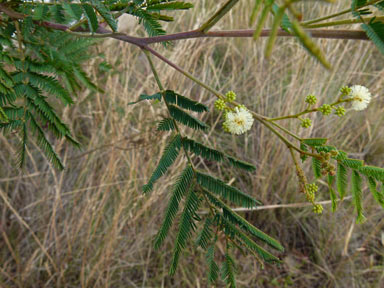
[342,158,364,169]
[90,0,118,32]
[359,165,384,181]
[195,217,214,250]
[129,8,166,36]
[351,0,384,55]
[182,137,256,171]
[164,90,209,113]
[361,19,384,55]
[272,3,292,32]
[315,145,337,153]
[196,171,259,208]
[63,3,83,20]
[328,175,337,212]
[376,1,384,11]
[0,106,8,122]
[206,243,220,284]
[128,92,162,105]
[337,163,348,199]
[183,137,224,162]
[351,170,366,223]
[312,157,322,179]
[300,143,309,162]
[222,207,284,251]
[168,104,209,131]
[217,213,281,263]
[143,134,182,193]
[154,165,194,249]
[157,118,175,131]
[302,138,328,147]
[82,4,99,33]
[367,176,384,208]
[0,15,98,169]
[28,112,65,170]
[226,155,257,171]
[170,188,201,275]
[221,250,237,288]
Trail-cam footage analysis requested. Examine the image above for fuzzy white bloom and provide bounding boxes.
[223,106,254,135]
[349,85,371,111]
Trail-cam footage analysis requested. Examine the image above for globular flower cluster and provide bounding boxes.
[300,118,312,128]
[305,94,317,105]
[225,91,237,102]
[313,204,324,214]
[335,106,346,117]
[306,183,318,202]
[214,99,226,111]
[223,106,254,135]
[349,85,372,111]
[214,90,237,112]
[340,86,352,96]
[319,104,332,115]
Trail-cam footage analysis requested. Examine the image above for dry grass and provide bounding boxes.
[1,1,384,287]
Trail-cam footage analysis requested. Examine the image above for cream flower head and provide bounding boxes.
[223,106,254,135]
[349,85,371,111]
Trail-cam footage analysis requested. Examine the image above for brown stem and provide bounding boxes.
[0,5,369,44]
[134,29,369,45]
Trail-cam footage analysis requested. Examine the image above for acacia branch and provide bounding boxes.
[0,5,369,45]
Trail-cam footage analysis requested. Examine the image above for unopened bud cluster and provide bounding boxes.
[340,86,351,97]
[300,118,312,128]
[319,104,332,115]
[313,204,324,214]
[214,99,226,111]
[214,91,238,112]
[305,183,323,215]
[305,94,317,105]
[335,106,346,117]
[305,183,318,202]
[226,91,237,102]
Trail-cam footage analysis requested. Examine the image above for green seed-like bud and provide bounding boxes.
[313,204,323,214]
[214,99,226,111]
[306,183,319,193]
[340,86,351,96]
[225,91,237,102]
[300,118,312,128]
[335,106,346,117]
[305,94,317,105]
[319,104,332,115]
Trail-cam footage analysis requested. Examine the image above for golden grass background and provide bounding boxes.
[1,1,384,287]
